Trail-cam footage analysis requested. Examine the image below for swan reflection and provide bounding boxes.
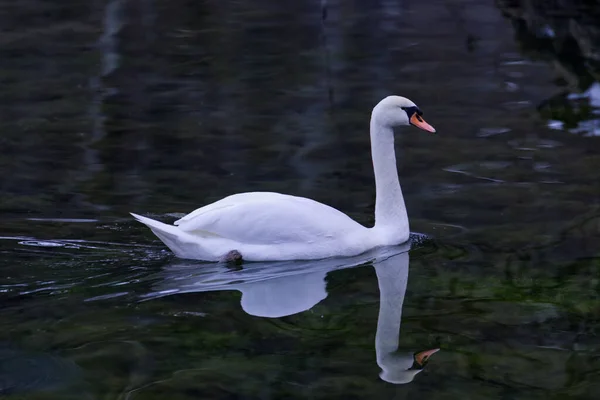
[373,247,439,384]
[148,242,438,384]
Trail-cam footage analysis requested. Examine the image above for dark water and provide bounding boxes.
[1,0,600,398]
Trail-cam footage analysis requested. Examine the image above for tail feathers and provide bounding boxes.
[130,213,218,260]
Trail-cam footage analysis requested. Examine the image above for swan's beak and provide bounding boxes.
[410,114,436,133]
[414,348,440,366]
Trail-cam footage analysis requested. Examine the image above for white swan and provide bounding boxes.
[131,95,435,261]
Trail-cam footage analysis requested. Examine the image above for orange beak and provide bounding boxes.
[414,348,440,366]
[410,113,436,133]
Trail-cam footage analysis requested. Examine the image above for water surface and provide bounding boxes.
[1,0,600,399]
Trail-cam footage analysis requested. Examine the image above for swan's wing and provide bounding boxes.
[173,192,365,244]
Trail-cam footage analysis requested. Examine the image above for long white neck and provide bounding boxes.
[370,118,409,238]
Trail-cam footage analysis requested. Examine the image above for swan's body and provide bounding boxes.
[133,192,385,261]
[132,95,435,261]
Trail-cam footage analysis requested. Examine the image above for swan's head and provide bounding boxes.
[372,95,436,133]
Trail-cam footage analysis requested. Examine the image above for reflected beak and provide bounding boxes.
[410,113,436,133]
[414,348,440,366]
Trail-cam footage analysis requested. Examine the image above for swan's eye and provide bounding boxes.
[400,106,420,119]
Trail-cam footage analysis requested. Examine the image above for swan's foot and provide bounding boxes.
[221,250,243,265]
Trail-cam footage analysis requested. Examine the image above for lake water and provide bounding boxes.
[1,0,600,398]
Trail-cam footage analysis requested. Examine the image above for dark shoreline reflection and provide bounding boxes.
[497,0,600,136]
[145,240,439,385]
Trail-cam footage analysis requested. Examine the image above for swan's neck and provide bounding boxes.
[370,120,408,238]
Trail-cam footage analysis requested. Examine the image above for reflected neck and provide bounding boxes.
[374,252,412,382]
[370,119,408,237]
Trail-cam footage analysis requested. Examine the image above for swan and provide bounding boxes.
[131,95,436,261]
